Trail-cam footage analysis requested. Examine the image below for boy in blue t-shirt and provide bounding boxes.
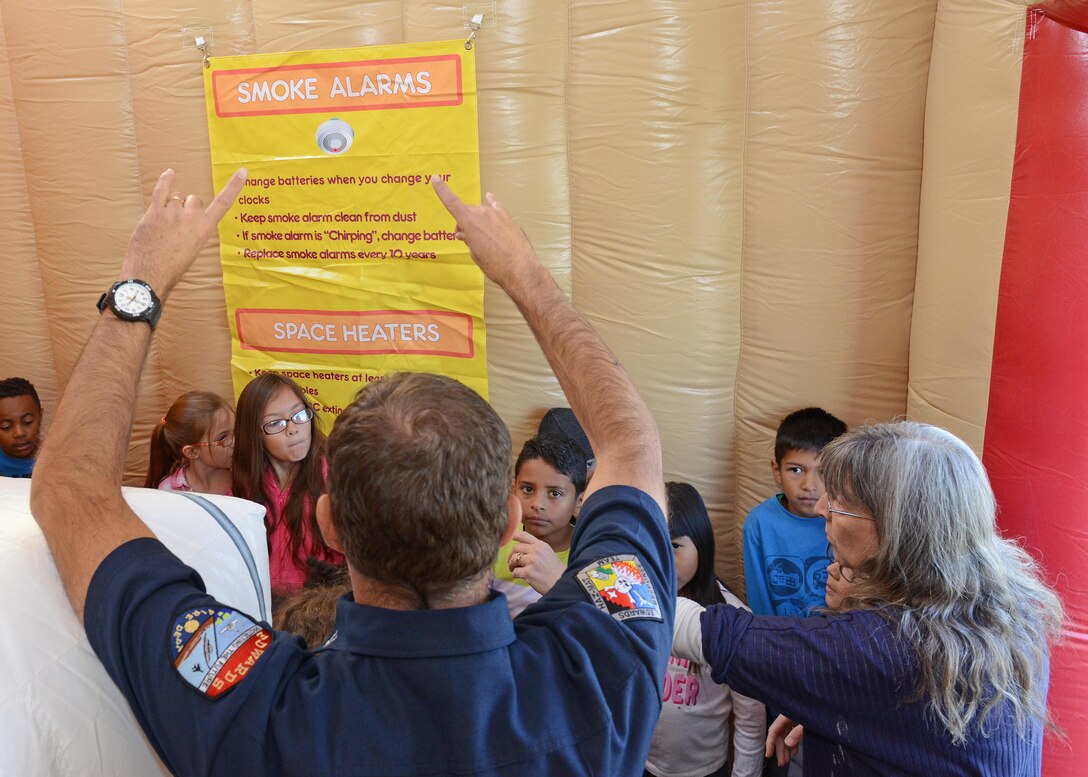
[742,407,847,617]
[0,377,43,478]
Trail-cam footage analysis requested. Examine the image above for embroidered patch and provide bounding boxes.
[169,607,272,698]
[576,554,662,622]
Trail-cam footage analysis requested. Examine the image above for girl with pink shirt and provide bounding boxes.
[645,482,765,777]
[232,374,343,598]
[145,391,234,495]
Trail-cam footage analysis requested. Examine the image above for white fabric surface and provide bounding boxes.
[0,478,269,776]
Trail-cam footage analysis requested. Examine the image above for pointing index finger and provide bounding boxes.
[431,175,469,221]
[206,167,248,223]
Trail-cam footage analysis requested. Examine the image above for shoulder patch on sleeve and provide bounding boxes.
[169,607,272,698]
[576,554,662,622]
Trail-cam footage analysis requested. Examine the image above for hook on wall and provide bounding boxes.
[195,35,211,68]
[464,14,485,51]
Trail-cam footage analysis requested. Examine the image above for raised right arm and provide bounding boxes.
[431,179,663,510]
[30,168,246,622]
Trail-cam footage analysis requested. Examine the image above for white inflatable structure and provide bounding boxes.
[0,479,270,776]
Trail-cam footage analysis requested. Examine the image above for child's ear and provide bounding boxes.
[771,458,784,487]
[316,494,343,552]
[500,492,522,546]
[182,444,199,460]
[573,493,584,518]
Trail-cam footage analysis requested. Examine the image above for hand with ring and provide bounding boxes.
[119,168,247,300]
[507,530,565,595]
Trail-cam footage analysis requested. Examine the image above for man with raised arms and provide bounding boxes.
[30,168,673,775]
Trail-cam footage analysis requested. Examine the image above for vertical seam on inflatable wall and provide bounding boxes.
[911,1,1022,443]
[732,0,753,588]
[564,0,575,306]
[981,5,1036,458]
[973,6,1030,452]
[116,1,165,409]
[0,2,62,406]
[978,7,1032,451]
[904,3,941,416]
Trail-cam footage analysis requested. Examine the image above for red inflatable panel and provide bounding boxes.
[984,4,1088,770]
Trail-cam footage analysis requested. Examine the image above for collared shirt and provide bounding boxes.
[157,464,234,496]
[157,464,194,493]
[85,484,674,776]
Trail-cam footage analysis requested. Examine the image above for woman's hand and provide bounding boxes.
[826,560,854,610]
[508,530,565,594]
[765,714,803,767]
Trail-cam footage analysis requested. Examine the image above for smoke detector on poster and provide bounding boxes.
[316,118,354,154]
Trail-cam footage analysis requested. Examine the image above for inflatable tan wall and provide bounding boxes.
[1,0,1083,769]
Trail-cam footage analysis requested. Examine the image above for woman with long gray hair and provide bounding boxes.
[673,421,1062,775]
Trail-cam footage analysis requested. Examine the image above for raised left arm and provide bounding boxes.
[30,168,246,622]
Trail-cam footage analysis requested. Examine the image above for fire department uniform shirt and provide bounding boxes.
[84,485,674,777]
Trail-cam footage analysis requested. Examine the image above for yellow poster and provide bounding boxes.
[203,40,485,426]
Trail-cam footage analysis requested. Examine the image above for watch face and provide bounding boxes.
[114,282,153,316]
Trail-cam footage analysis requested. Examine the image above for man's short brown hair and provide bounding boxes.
[326,372,512,600]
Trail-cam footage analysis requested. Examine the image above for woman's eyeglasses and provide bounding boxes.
[261,407,314,435]
[825,500,876,521]
[824,498,876,586]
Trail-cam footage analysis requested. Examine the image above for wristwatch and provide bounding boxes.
[97,279,163,328]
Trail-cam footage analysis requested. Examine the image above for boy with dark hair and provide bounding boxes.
[742,407,847,617]
[0,377,43,478]
[493,433,587,616]
[538,406,595,477]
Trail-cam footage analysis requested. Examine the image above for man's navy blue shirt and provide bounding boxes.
[85,485,675,776]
